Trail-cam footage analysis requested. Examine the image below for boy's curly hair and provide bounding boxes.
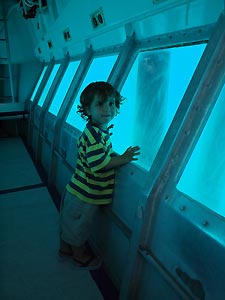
[77,81,125,121]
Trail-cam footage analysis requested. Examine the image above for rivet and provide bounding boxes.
[202,220,209,226]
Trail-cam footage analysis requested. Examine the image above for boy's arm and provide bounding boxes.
[103,146,140,170]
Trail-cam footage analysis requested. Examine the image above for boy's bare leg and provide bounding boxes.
[72,244,101,266]
[72,244,90,261]
[59,238,73,255]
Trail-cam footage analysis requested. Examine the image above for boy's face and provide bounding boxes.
[87,95,116,130]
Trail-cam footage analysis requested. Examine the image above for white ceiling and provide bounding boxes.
[1,0,224,63]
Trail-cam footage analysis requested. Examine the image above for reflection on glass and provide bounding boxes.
[66,55,118,130]
[31,66,47,101]
[37,64,60,107]
[49,61,80,116]
[111,44,206,170]
[177,84,225,218]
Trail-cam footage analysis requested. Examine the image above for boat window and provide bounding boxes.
[49,61,80,116]
[37,63,60,107]
[177,83,225,218]
[110,43,206,171]
[30,66,47,101]
[66,54,118,130]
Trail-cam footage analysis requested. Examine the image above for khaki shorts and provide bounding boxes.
[59,190,98,247]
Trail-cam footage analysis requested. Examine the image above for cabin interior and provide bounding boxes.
[1,0,225,299]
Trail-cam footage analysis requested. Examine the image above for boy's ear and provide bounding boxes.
[86,106,90,115]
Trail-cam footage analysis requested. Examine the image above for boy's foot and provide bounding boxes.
[59,238,73,256]
[73,254,102,270]
[58,249,73,257]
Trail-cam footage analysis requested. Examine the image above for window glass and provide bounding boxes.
[110,44,206,171]
[30,66,47,101]
[66,55,118,130]
[49,61,80,116]
[177,84,225,218]
[37,64,60,107]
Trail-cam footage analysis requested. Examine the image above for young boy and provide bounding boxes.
[59,81,140,269]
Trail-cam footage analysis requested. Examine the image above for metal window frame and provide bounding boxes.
[119,12,225,300]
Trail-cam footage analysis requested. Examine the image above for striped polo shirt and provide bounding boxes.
[66,122,115,205]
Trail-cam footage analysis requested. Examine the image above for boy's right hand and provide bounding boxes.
[122,146,140,163]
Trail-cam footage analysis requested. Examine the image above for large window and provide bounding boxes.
[66,55,118,129]
[37,64,60,107]
[49,61,80,116]
[110,44,206,171]
[177,83,225,218]
[30,66,47,101]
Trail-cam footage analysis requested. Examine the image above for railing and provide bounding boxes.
[0,103,29,119]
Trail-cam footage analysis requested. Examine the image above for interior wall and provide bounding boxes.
[6,7,37,63]
[0,64,18,102]
[18,61,43,103]
[1,0,224,66]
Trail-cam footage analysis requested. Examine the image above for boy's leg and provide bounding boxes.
[59,238,73,256]
[72,244,101,267]
[59,191,100,266]
[72,242,94,260]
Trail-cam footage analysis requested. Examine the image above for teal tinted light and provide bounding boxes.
[37,64,60,107]
[177,84,225,218]
[111,44,206,171]
[30,66,47,101]
[66,55,118,130]
[49,61,80,116]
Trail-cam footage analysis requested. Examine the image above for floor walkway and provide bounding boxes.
[0,137,104,300]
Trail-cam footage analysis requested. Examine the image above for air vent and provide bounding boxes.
[90,8,105,29]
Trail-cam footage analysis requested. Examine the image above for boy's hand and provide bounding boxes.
[122,146,140,163]
[103,146,140,170]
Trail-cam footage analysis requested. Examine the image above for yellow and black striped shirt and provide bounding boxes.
[66,122,115,205]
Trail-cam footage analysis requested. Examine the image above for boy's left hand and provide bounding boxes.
[122,146,141,163]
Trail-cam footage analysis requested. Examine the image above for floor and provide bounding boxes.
[0,137,105,300]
